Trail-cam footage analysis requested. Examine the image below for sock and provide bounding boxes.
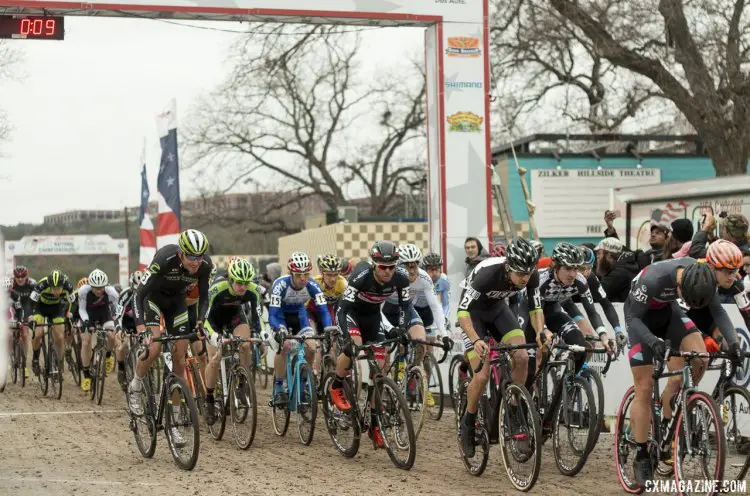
[106,351,112,358]
[334,374,346,386]
[635,442,649,460]
[206,388,214,403]
[274,377,284,392]
[117,361,125,372]
[83,367,91,379]
[33,348,40,360]
[464,410,477,426]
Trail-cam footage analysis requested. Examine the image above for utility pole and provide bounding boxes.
[124,206,130,239]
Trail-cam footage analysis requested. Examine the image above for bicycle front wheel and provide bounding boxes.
[673,391,726,496]
[579,366,605,453]
[164,374,201,471]
[230,367,257,450]
[552,375,596,476]
[49,343,63,400]
[720,386,750,482]
[95,348,106,405]
[498,383,542,492]
[424,353,444,421]
[403,365,428,439]
[376,375,416,470]
[296,363,317,446]
[320,372,360,459]
[38,336,49,396]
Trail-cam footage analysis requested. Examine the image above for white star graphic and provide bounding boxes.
[142,190,149,199]
[167,176,176,187]
[167,152,175,163]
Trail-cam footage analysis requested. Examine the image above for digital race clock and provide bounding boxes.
[0,15,64,40]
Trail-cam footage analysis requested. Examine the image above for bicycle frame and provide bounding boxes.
[283,336,324,412]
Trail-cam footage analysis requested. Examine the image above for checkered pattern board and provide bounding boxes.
[336,222,429,261]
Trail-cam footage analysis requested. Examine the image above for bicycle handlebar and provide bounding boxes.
[137,331,202,361]
[474,340,537,374]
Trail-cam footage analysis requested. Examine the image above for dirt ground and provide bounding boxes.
[0,374,628,496]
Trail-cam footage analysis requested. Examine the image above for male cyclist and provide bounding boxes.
[203,258,262,425]
[307,254,347,329]
[624,258,741,486]
[113,271,141,389]
[332,240,414,447]
[11,266,35,376]
[129,229,214,429]
[4,277,24,355]
[29,270,75,377]
[421,253,451,329]
[77,269,119,393]
[457,237,547,458]
[268,252,332,406]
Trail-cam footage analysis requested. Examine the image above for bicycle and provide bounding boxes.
[88,323,110,405]
[531,336,603,476]
[31,321,63,400]
[250,330,269,390]
[318,326,358,398]
[321,331,417,470]
[9,321,27,388]
[579,334,615,453]
[183,338,209,421]
[270,333,325,445]
[614,341,735,495]
[456,339,542,491]
[207,330,261,450]
[128,331,201,471]
[63,319,83,387]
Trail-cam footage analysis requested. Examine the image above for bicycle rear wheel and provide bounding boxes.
[11,338,21,385]
[321,372,360,458]
[271,388,290,437]
[449,354,470,418]
[38,335,49,396]
[66,342,81,387]
[403,365,428,439]
[498,383,542,491]
[579,366,604,453]
[613,385,658,494]
[552,375,596,476]
[721,386,750,481]
[424,353,444,421]
[208,372,226,441]
[164,374,201,471]
[674,391,726,496]
[455,378,490,475]
[231,368,257,450]
[376,375,416,470]
[296,363,317,446]
[49,343,63,400]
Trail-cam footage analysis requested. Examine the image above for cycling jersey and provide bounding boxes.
[569,272,621,330]
[29,275,74,326]
[11,277,36,317]
[114,287,136,331]
[457,257,541,314]
[77,284,119,327]
[268,275,331,333]
[133,244,214,334]
[434,273,450,319]
[383,268,445,334]
[624,257,738,365]
[305,274,347,325]
[205,277,262,335]
[538,268,604,331]
[7,289,23,322]
[686,276,750,336]
[336,261,413,343]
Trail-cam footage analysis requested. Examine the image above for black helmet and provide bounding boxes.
[680,262,717,309]
[370,240,399,264]
[506,238,538,273]
[421,252,443,269]
[47,269,66,288]
[552,242,584,267]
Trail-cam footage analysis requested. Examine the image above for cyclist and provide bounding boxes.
[113,271,142,389]
[532,240,551,269]
[29,270,75,377]
[308,254,346,328]
[331,240,413,447]
[422,252,450,328]
[457,237,546,458]
[268,252,331,406]
[4,276,23,342]
[11,266,35,377]
[624,258,742,486]
[203,258,262,425]
[77,269,119,393]
[129,229,214,428]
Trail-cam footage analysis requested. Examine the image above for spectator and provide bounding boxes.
[742,248,750,290]
[689,213,749,259]
[261,262,281,292]
[602,209,664,265]
[594,237,640,302]
[464,237,488,276]
[663,218,694,259]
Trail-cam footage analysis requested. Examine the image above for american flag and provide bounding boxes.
[651,200,688,226]
[139,160,156,270]
[155,99,182,248]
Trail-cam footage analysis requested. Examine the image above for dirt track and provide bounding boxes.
[0,374,624,496]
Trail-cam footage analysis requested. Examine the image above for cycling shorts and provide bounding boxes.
[381,303,423,329]
[461,301,524,353]
[625,300,699,367]
[142,292,190,336]
[33,302,66,326]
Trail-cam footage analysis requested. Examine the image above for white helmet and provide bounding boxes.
[178,229,209,257]
[287,252,312,273]
[88,269,108,288]
[129,270,143,288]
[398,243,422,264]
[3,276,13,291]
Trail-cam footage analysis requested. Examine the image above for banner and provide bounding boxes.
[139,149,156,270]
[156,99,182,248]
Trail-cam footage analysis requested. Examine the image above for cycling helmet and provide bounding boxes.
[505,238,539,273]
[13,265,28,278]
[178,229,209,257]
[530,240,545,258]
[341,258,354,276]
[287,252,312,273]
[318,254,343,273]
[3,276,12,291]
[228,258,255,284]
[421,252,443,269]
[129,271,143,289]
[48,270,65,288]
[680,261,717,308]
[581,246,596,265]
[88,269,108,288]
[370,240,399,264]
[226,255,241,268]
[398,244,422,264]
[491,245,506,257]
[706,239,742,270]
[551,242,584,267]
[77,277,88,289]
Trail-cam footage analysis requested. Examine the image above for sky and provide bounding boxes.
[0,16,424,225]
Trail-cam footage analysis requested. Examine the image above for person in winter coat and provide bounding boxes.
[689,213,749,259]
[664,218,694,259]
[594,237,640,302]
[464,237,489,276]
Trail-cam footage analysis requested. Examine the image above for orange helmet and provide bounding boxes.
[706,239,742,270]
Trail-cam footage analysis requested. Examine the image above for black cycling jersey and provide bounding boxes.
[11,278,36,317]
[205,277,262,333]
[687,276,750,335]
[625,257,737,349]
[7,289,23,321]
[30,276,75,312]
[537,268,604,330]
[569,272,621,330]
[457,257,541,314]
[336,261,412,339]
[133,244,214,328]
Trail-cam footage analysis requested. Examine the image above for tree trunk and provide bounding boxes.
[699,127,750,177]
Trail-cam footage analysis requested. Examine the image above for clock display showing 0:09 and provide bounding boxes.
[0,16,65,40]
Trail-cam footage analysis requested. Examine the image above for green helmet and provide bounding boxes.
[228,258,255,284]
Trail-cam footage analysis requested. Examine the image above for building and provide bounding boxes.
[43,209,130,225]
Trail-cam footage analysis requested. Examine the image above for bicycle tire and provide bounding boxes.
[231,367,258,450]
[614,386,657,494]
[189,364,206,419]
[130,375,157,459]
[552,375,596,476]
[12,338,20,385]
[403,365,428,439]
[38,334,49,397]
[164,374,201,471]
[297,363,318,446]
[271,388,291,437]
[425,353,444,421]
[49,343,62,400]
[320,372,360,458]
[673,391,726,495]
[208,372,226,441]
[73,334,84,386]
[90,348,100,402]
[498,382,542,492]
[721,386,750,481]
[95,347,106,405]
[579,367,605,453]
[455,377,490,476]
[67,343,81,387]
[375,375,416,470]
[449,354,470,417]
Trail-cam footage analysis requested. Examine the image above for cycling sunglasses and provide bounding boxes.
[376,264,397,271]
[184,254,204,262]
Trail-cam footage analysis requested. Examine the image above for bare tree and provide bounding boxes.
[489,0,664,143]
[0,42,24,145]
[547,0,750,176]
[186,24,426,231]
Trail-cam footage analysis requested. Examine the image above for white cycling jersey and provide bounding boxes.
[386,268,445,334]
